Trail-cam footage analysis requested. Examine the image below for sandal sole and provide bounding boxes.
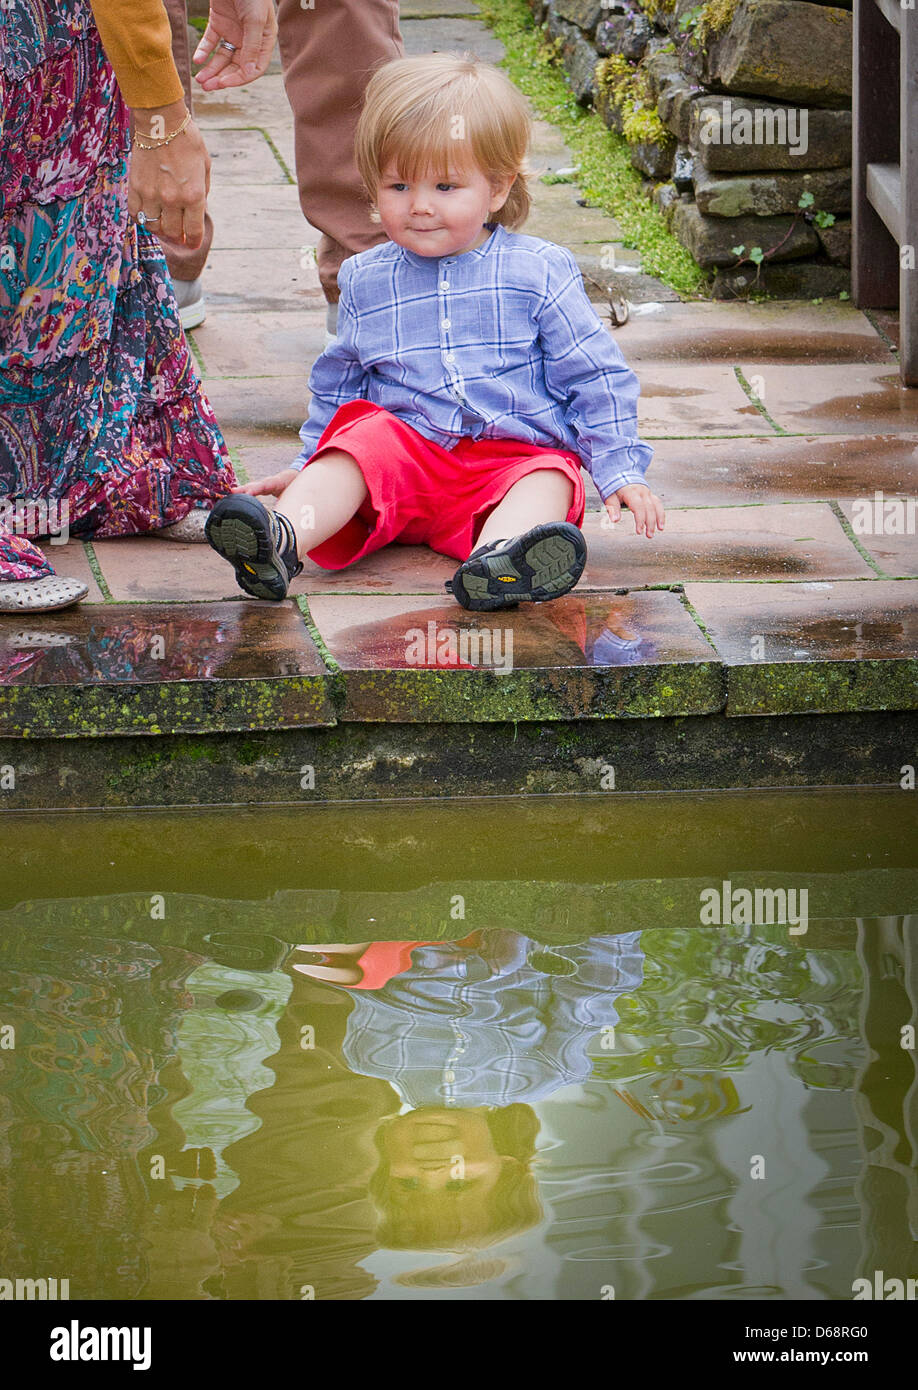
[205,498,293,601]
[450,523,587,612]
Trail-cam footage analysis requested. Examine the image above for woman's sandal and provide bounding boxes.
[0,576,89,612]
[155,508,209,543]
[446,521,587,612]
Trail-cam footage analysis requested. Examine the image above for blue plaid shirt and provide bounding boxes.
[292,224,652,500]
[339,932,645,1109]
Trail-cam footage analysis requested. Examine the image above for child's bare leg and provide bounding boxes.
[449,468,584,611]
[276,450,369,558]
[206,448,369,601]
[475,469,575,550]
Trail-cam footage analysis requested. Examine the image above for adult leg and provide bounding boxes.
[158,0,213,290]
[276,0,402,304]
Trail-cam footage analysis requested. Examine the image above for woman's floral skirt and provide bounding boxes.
[0,0,235,582]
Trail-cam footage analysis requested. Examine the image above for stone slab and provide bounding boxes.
[190,311,324,378]
[838,498,918,579]
[739,365,918,435]
[636,365,767,435]
[204,375,311,436]
[199,250,322,315]
[34,541,105,602]
[292,544,453,597]
[645,435,918,506]
[609,300,892,365]
[691,98,852,172]
[400,0,482,15]
[712,261,851,301]
[526,181,625,245]
[693,166,851,218]
[91,536,245,603]
[670,200,819,269]
[234,439,303,480]
[205,128,290,185]
[206,184,316,252]
[685,579,918,715]
[0,602,335,736]
[308,589,723,721]
[192,74,298,155]
[401,16,504,61]
[580,502,874,585]
[1,712,915,807]
[701,0,852,107]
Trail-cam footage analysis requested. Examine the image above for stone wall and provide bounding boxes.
[529,0,853,298]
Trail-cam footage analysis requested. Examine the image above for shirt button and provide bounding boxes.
[441,318,451,331]
[440,280,449,290]
[444,1070,455,1083]
[445,352,455,363]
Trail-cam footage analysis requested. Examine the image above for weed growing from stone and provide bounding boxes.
[478,0,706,296]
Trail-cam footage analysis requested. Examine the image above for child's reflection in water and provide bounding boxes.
[292,931,644,1258]
[371,1105,541,1254]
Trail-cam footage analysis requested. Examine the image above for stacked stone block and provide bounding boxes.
[529,0,854,297]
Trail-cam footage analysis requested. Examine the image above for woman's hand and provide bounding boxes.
[194,0,278,90]
[232,469,299,498]
[128,100,210,249]
[604,484,666,538]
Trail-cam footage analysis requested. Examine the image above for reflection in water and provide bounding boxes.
[0,915,914,1299]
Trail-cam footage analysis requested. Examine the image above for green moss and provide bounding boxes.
[636,0,677,21]
[697,0,740,37]
[622,105,673,148]
[478,0,704,295]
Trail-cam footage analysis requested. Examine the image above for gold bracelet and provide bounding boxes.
[134,111,192,150]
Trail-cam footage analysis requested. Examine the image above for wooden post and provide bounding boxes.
[852,0,900,310]
[900,10,917,385]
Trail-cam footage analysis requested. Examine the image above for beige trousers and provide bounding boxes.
[160,0,403,299]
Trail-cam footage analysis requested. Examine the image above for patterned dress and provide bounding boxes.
[0,0,235,583]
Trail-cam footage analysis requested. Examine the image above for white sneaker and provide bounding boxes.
[173,276,206,331]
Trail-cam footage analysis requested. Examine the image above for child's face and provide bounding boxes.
[376,161,513,259]
[381,1108,504,1193]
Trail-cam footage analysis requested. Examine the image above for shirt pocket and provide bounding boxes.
[476,289,538,373]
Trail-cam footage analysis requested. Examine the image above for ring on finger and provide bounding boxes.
[219,39,238,52]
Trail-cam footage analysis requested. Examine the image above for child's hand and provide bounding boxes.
[232,469,299,498]
[605,484,666,538]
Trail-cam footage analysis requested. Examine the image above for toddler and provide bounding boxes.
[206,53,664,611]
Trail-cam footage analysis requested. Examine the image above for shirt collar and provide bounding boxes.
[397,222,505,270]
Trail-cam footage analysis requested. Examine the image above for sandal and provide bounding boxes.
[446,521,587,612]
[0,576,88,613]
[155,509,209,543]
[205,494,302,601]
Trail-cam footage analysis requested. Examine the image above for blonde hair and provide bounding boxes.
[355,53,532,229]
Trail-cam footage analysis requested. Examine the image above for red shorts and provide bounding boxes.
[302,401,586,569]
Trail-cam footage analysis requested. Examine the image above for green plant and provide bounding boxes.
[477,0,705,294]
[679,4,705,32]
[728,193,839,284]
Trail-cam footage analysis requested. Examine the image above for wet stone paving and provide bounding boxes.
[1,0,916,740]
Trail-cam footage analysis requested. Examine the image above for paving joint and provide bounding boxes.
[82,541,113,602]
[827,500,892,579]
[733,366,788,435]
